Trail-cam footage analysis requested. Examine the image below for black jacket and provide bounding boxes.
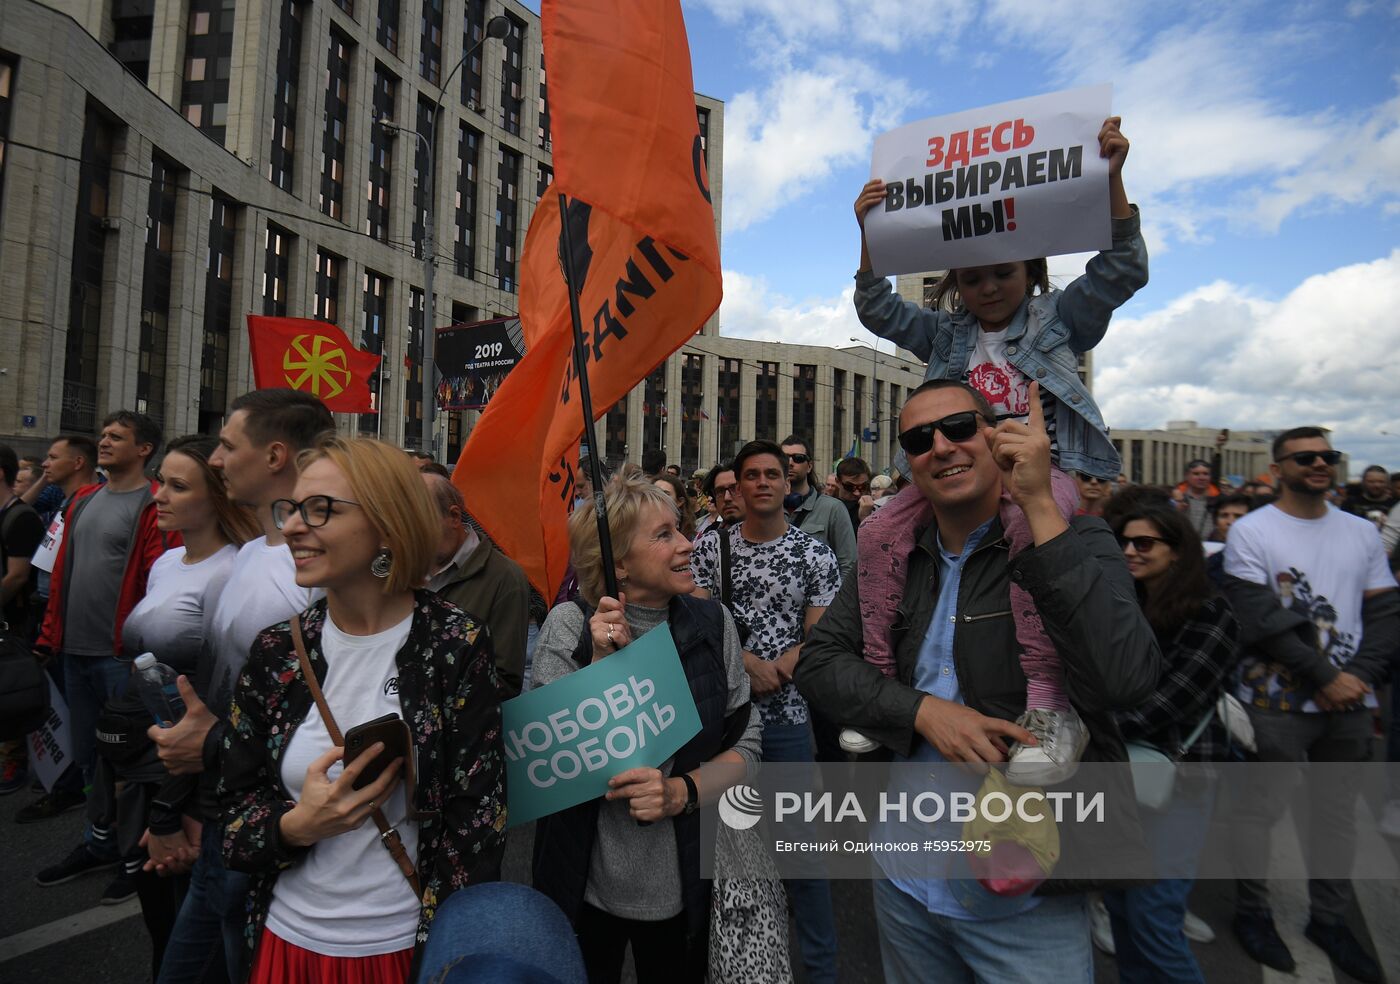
[533,594,746,953]
[797,514,1161,883]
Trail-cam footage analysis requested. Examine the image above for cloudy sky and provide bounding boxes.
[531,1,1400,470]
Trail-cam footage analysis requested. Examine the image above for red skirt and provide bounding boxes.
[250,928,413,984]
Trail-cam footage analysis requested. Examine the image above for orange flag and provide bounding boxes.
[453,0,721,599]
[247,316,381,413]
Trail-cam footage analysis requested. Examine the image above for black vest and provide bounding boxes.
[532,594,743,949]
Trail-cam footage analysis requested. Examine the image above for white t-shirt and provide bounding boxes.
[265,610,418,956]
[123,545,238,678]
[1224,504,1394,712]
[966,329,1059,451]
[208,537,322,713]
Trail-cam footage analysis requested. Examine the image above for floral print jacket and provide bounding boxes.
[219,592,506,974]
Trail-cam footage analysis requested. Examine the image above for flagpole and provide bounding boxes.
[558,192,619,600]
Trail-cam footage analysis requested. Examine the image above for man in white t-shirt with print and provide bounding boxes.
[690,439,841,984]
[1224,426,1398,983]
[146,388,333,984]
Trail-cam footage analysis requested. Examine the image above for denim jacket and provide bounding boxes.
[853,207,1148,480]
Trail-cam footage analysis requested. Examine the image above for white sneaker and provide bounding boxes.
[1005,708,1089,786]
[1089,896,1116,955]
[1183,910,1215,943]
[838,728,879,755]
[1379,799,1400,839]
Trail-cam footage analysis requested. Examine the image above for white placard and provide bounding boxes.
[26,678,72,792]
[30,512,64,574]
[865,84,1113,276]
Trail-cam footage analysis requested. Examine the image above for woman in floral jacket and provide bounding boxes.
[219,437,505,983]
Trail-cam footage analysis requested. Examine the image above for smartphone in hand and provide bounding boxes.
[343,713,412,791]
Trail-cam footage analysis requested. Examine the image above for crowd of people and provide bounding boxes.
[0,114,1396,984]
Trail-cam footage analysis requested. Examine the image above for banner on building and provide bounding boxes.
[865,84,1112,276]
[247,315,381,413]
[435,317,527,410]
[501,625,701,826]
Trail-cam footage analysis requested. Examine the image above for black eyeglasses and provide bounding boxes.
[897,411,987,456]
[787,453,810,464]
[714,486,741,499]
[1275,450,1342,467]
[1075,473,1108,484]
[271,495,362,530]
[1117,534,1170,553]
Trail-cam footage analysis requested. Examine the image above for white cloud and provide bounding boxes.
[718,250,1400,469]
[722,60,920,230]
[690,0,976,52]
[718,269,865,346]
[1095,249,1400,469]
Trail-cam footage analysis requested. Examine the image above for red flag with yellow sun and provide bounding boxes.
[247,315,381,413]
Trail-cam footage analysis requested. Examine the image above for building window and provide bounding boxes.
[376,0,398,53]
[455,123,480,277]
[320,29,351,220]
[367,64,396,240]
[268,0,304,192]
[793,364,816,455]
[696,105,709,169]
[137,154,178,428]
[681,353,704,474]
[332,0,351,12]
[755,362,778,443]
[499,14,524,135]
[418,0,442,85]
[262,222,291,316]
[0,59,12,226]
[832,367,846,463]
[643,365,667,452]
[887,383,901,466]
[718,358,741,460]
[360,270,388,433]
[450,301,477,326]
[605,398,628,468]
[536,161,552,199]
[853,373,865,447]
[494,145,520,291]
[181,0,234,145]
[200,194,237,434]
[315,250,342,323]
[404,286,424,448]
[63,106,115,434]
[110,0,154,83]
[462,0,486,111]
[538,60,551,150]
[413,97,434,259]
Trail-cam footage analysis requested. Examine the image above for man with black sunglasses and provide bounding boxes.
[781,434,856,581]
[798,379,1160,979]
[1223,427,1398,981]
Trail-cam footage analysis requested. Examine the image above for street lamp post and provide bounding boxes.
[375,14,510,458]
[849,336,881,470]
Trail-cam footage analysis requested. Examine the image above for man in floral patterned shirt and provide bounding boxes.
[690,438,841,984]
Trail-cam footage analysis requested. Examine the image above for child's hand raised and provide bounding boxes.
[1098,116,1129,176]
[854,179,887,229]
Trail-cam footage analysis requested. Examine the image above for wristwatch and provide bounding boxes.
[680,773,699,815]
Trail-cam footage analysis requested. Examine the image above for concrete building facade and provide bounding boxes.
[0,0,722,460]
[1107,421,1335,488]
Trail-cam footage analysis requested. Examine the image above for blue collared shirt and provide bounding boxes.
[878,519,1040,920]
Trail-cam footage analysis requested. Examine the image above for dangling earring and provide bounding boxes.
[371,549,393,579]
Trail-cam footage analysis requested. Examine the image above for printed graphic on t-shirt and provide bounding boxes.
[1241,567,1357,712]
[690,525,840,726]
[967,361,1030,420]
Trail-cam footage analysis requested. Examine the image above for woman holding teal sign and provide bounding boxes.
[532,468,762,983]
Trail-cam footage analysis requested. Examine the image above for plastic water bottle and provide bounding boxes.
[133,653,186,728]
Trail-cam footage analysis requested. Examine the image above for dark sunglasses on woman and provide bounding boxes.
[897,411,987,456]
[1117,534,1170,553]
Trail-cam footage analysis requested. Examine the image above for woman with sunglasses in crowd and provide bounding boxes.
[219,437,505,983]
[1101,503,1238,983]
[848,118,1146,785]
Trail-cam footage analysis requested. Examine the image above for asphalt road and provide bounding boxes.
[3,787,1396,983]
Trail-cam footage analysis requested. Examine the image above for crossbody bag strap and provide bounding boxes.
[289,616,422,898]
[719,524,733,610]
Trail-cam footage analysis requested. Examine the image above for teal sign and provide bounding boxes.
[502,624,701,827]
